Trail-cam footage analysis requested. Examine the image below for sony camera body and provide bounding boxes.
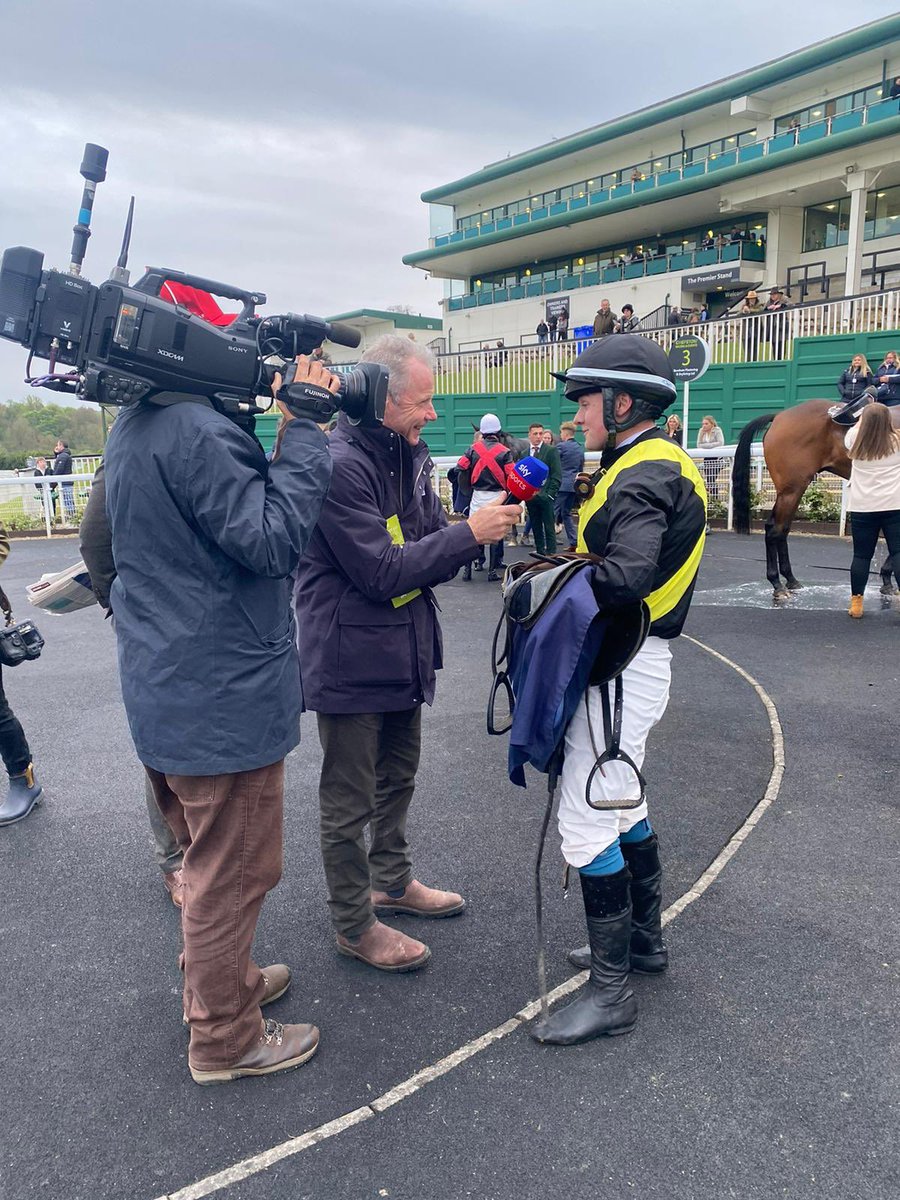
[0,145,386,432]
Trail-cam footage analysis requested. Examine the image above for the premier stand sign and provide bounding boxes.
[667,335,711,442]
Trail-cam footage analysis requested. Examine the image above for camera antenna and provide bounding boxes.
[68,143,108,277]
[109,195,135,284]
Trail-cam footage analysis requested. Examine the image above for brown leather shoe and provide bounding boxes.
[372,878,466,919]
[183,963,290,1025]
[189,1018,319,1085]
[336,919,431,972]
[163,868,184,908]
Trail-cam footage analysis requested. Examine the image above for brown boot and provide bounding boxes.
[336,919,431,972]
[189,1018,319,1085]
[163,868,184,908]
[372,878,466,918]
[848,595,864,618]
[184,963,290,1024]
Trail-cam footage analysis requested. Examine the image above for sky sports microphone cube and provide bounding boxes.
[506,455,549,503]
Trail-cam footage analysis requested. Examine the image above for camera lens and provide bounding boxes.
[336,368,370,422]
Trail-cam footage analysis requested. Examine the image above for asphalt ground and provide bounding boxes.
[0,530,897,1200]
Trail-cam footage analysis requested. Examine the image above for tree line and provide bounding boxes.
[0,397,105,468]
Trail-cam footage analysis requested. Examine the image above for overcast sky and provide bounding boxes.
[1,0,897,408]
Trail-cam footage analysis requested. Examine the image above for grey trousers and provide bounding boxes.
[317,707,422,938]
[144,772,184,874]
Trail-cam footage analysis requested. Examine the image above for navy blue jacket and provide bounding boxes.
[875,361,900,403]
[837,368,874,402]
[556,438,585,493]
[294,416,479,714]
[104,402,331,774]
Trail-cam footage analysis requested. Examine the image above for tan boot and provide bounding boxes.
[183,963,291,1025]
[189,1018,318,1085]
[848,595,864,618]
[163,868,184,907]
[372,878,466,918]
[336,919,431,972]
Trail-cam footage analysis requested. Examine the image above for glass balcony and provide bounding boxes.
[432,94,899,250]
[446,242,765,312]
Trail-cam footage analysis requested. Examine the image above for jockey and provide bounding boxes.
[457,414,514,581]
[530,334,707,1047]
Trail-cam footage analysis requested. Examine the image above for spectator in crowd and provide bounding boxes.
[891,76,900,105]
[628,249,643,264]
[555,421,585,549]
[697,415,725,501]
[874,349,900,406]
[33,456,56,518]
[740,289,764,361]
[764,288,791,359]
[664,414,683,445]
[536,318,549,344]
[294,337,520,974]
[844,403,900,618]
[524,422,561,554]
[492,340,506,367]
[837,353,875,405]
[668,306,682,326]
[615,304,641,334]
[541,429,555,446]
[557,310,569,341]
[0,525,43,827]
[548,312,558,341]
[699,304,709,322]
[310,346,333,367]
[52,439,75,520]
[593,301,616,337]
[457,413,516,582]
[630,168,641,183]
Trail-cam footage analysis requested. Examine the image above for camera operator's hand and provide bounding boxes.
[467,493,523,544]
[274,355,341,424]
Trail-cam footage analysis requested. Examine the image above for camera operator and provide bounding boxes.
[294,335,522,972]
[102,355,334,1086]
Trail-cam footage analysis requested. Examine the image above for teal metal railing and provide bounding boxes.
[447,242,765,312]
[433,95,900,253]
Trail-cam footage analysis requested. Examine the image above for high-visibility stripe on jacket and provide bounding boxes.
[576,429,707,638]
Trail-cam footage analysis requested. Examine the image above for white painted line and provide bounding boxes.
[156,634,783,1200]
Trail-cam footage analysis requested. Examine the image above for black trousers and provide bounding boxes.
[0,665,32,777]
[849,509,900,595]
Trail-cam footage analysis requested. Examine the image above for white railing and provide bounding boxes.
[0,474,96,538]
[435,289,900,395]
[431,443,848,535]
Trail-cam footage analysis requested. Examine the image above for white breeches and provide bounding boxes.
[557,636,673,868]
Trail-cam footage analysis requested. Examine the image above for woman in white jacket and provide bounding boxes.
[845,403,900,617]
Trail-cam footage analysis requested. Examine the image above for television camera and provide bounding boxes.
[0,143,386,431]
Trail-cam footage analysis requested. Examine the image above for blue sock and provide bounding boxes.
[579,841,625,876]
[620,818,653,844]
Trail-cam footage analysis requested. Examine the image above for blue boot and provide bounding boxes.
[0,763,43,826]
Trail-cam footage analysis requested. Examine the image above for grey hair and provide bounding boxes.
[360,335,435,401]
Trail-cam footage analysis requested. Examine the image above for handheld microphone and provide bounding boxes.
[504,455,549,504]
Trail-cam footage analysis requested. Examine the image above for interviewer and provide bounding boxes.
[103,356,333,1085]
[294,336,521,971]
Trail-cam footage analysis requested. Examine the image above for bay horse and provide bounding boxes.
[732,399,899,598]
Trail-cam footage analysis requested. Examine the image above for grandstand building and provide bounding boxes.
[404,16,900,351]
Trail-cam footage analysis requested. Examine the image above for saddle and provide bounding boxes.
[829,387,877,426]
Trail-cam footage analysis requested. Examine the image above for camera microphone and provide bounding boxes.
[325,321,362,350]
[504,455,549,504]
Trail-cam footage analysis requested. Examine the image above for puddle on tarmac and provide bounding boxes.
[693,581,900,610]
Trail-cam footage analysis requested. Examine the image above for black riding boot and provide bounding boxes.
[530,867,636,1045]
[621,834,667,973]
[567,834,667,973]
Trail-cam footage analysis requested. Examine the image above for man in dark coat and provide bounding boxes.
[294,336,521,973]
[555,421,585,549]
[593,300,616,337]
[524,422,562,554]
[103,356,334,1085]
[52,439,74,520]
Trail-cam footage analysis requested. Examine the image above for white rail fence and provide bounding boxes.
[0,449,848,540]
[431,446,850,536]
[434,289,900,395]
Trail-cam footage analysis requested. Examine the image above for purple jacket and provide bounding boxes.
[294,417,479,713]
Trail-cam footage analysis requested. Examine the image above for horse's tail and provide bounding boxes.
[732,414,776,535]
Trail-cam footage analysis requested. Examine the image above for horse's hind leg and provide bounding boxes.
[767,486,806,596]
[880,553,899,595]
